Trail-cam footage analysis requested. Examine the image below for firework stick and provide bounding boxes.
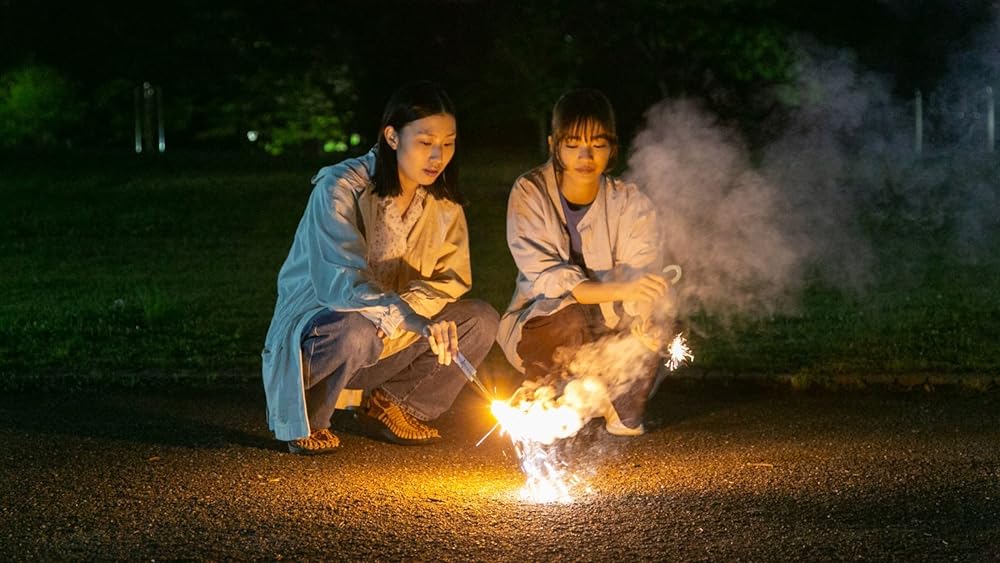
[454,351,493,401]
[420,325,492,401]
[629,264,686,355]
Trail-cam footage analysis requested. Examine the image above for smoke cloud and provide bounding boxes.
[627,27,1000,322]
[627,98,813,318]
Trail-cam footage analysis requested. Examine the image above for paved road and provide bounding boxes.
[1,381,998,561]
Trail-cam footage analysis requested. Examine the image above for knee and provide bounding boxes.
[462,299,500,337]
[310,312,380,360]
[340,314,381,353]
[525,305,589,342]
[557,304,590,336]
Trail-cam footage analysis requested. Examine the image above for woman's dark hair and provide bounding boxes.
[373,81,461,203]
[549,88,619,175]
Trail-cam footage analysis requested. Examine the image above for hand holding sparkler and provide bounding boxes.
[630,319,665,352]
[424,319,459,366]
[628,265,692,369]
[409,321,492,401]
[402,313,460,366]
[621,273,670,303]
[399,314,491,401]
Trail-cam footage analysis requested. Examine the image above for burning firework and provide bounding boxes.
[490,399,582,503]
[486,330,694,503]
[490,387,593,503]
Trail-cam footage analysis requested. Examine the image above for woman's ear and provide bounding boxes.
[384,126,399,150]
[547,135,553,154]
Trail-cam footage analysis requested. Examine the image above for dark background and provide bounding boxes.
[2,0,995,155]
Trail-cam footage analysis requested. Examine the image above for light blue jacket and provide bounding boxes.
[262,149,472,440]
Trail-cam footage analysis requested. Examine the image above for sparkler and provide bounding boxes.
[454,350,493,401]
[664,333,694,371]
[486,331,694,503]
[425,323,492,401]
[490,397,583,503]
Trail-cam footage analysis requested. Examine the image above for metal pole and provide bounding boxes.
[133,86,142,154]
[142,82,154,153]
[915,89,923,154]
[157,86,165,153]
[987,86,994,152]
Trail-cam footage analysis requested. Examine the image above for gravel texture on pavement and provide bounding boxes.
[1,382,998,560]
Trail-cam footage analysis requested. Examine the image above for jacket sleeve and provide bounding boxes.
[507,177,588,299]
[611,186,663,316]
[612,186,662,278]
[304,168,411,335]
[399,205,472,319]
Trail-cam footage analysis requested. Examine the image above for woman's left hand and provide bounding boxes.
[631,318,663,353]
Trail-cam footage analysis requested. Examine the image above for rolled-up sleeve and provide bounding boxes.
[506,178,588,299]
[611,187,661,279]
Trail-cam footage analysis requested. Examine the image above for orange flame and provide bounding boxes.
[489,331,693,503]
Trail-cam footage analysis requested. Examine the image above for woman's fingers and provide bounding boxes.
[632,274,668,302]
[641,274,669,293]
[632,284,661,302]
[448,321,459,355]
[432,325,447,364]
[426,321,457,365]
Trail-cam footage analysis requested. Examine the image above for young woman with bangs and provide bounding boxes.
[498,88,669,436]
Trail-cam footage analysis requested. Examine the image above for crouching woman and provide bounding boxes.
[497,89,668,437]
[262,81,499,454]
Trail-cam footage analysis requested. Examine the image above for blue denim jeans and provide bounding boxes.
[300,299,499,431]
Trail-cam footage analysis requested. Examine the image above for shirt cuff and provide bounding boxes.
[539,266,589,299]
[358,304,407,339]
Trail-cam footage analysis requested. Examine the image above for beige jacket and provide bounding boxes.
[497,161,661,372]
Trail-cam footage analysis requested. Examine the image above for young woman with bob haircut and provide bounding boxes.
[498,88,669,436]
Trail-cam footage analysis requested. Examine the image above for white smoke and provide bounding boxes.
[508,333,659,440]
[627,29,1000,321]
[627,99,810,318]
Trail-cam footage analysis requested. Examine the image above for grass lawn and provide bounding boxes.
[1,149,999,389]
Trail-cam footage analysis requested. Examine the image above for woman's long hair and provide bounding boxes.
[373,81,462,203]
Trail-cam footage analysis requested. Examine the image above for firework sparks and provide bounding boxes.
[486,327,694,503]
[490,397,585,503]
[664,333,694,371]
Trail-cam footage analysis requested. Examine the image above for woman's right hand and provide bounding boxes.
[620,273,669,303]
[400,313,458,366]
[424,319,459,366]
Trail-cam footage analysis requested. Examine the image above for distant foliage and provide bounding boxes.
[202,59,359,156]
[0,63,83,148]
[486,4,580,155]
[481,0,795,150]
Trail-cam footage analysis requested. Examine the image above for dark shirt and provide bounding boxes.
[559,190,593,275]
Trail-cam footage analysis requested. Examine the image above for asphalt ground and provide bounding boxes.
[1,380,998,561]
